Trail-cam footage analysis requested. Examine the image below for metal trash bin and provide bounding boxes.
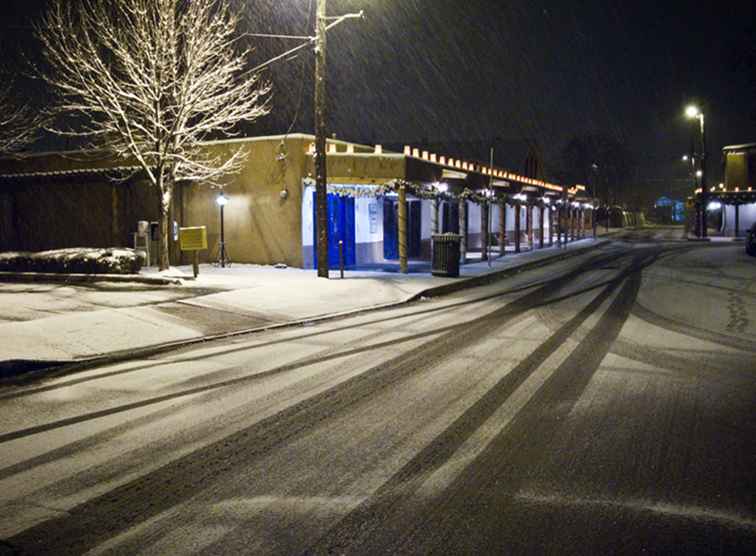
[432,233,461,277]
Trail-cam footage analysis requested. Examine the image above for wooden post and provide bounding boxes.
[431,198,440,235]
[514,201,521,253]
[498,202,506,257]
[526,203,533,251]
[548,206,554,246]
[459,198,467,264]
[481,201,489,261]
[539,204,545,249]
[398,184,408,273]
[192,251,199,278]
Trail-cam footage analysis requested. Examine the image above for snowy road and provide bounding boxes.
[0,230,755,554]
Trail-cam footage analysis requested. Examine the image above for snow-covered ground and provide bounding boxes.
[0,239,602,366]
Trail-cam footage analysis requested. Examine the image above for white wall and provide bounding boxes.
[467,201,481,234]
[355,197,384,243]
[302,184,315,248]
[421,200,432,239]
[722,203,756,236]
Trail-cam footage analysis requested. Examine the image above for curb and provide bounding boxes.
[0,271,182,286]
[0,239,610,386]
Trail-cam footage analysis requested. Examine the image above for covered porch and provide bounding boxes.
[301,142,594,273]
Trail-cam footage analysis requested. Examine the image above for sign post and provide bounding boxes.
[179,226,208,278]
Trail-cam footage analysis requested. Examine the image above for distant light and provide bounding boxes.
[682,155,689,162]
[216,192,229,207]
[685,105,701,119]
[696,170,703,177]
[542,197,551,205]
[480,188,493,197]
[719,183,724,189]
[513,193,527,202]
[706,201,721,211]
[583,203,594,209]
[432,181,449,193]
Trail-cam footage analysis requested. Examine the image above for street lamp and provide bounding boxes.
[216,191,230,267]
[685,104,707,238]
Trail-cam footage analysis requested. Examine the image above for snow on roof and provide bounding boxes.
[0,166,141,182]
[0,133,382,161]
[722,142,756,152]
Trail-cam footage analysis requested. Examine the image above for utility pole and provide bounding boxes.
[314,0,329,278]
[246,2,362,277]
[699,114,707,239]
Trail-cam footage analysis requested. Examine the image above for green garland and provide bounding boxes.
[323,180,524,205]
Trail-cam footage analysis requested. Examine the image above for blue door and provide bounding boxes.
[313,192,356,269]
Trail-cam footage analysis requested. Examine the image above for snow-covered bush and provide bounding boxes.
[0,248,142,274]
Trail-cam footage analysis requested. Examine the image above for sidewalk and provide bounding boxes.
[0,237,607,374]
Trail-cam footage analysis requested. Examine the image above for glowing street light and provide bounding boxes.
[685,105,701,119]
[685,103,708,238]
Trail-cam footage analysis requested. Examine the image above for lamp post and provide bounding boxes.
[216,191,229,267]
[685,105,707,238]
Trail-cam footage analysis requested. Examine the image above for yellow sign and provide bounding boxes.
[179,226,208,251]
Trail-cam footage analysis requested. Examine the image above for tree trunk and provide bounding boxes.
[158,178,173,271]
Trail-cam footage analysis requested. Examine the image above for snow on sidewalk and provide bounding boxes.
[1,238,603,365]
[0,307,200,363]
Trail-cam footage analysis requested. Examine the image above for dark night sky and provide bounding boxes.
[2,0,755,198]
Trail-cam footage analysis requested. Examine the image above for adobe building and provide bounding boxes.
[0,134,592,270]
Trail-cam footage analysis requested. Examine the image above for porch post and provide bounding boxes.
[431,198,440,235]
[526,203,533,251]
[514,201,521,253]
[398,184,408,273]
[548,206,554,246]
[498,201,507,257]
[539,204,545,249]
[481,200,489,261]
[734,202,740,238]
[459,197,467,264]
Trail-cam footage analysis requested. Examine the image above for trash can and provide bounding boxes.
[432,233,461,277]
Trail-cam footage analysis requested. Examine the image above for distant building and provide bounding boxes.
[717,143,756,236]
[653,196,685,223]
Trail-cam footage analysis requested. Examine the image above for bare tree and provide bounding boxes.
[36,0,271,269]
[0,78,37,154]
